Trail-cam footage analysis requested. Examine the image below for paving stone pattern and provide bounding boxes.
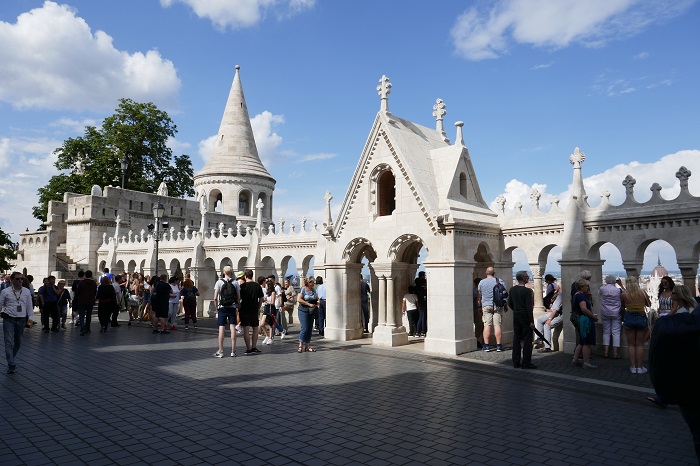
[0,316,696,465]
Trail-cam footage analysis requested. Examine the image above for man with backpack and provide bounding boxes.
[213,266,240,358]
[476,267,508,352]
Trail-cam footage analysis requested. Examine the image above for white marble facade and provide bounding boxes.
[16,68,700,356]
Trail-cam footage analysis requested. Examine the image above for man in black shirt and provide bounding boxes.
[508,270,536,369]
[152,275,174,334]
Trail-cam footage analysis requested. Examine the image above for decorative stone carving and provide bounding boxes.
[454,121,464,147]
[74,159,84,175]
[495,195,506,213]
[530,189,541,208]
[569,147,585,168]
[433,98,448,141]
[677,166,691,192]
[377,75,392,114]
[157,181,168,196]
[300,217,307,231]
[236,221,242,236]
[623,175,636,197]
[91,185,102,196]
[514,202,523,213]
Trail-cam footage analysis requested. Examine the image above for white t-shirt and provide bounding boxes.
[403,293,418,311]
[169,284,180,304]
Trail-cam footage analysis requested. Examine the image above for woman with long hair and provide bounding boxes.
[571,279,599,369]
[621,276,651,374]
[656,276,674,321]
[95,276,116,334]
[296,277,318,352]
[671,285,696,314]
[260,279,277,345]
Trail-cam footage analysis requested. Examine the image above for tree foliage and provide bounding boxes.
[33,98,195,224]
[0,228,17,272]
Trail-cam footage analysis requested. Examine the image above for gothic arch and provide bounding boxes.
[208,189,223,213]
[238,189,252,216]
[342,238,377,264]
[459,172,468,198]
[369,163,395,217]
[388,234,425,262]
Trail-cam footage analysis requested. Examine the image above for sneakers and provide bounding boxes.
[262,336,270,345]
[185,326,189,330]
[281,330,287,340]
[637,367,648,374]
[538,348,552,353]
[244,349,255,355]
[235,324,242,335]
[230,351,236,357]
[213,351,224,358]
[160,330,170,335]
[630,367,638,374]
[482,345,492,352]
[193,325,197,329]
[251,347,261,354]
[583,363,598,369]
[265,338,273,345]
[496,345,504,352]
[170,326,177,330]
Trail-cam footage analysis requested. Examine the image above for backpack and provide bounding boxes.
[219,279,236,307]
[493,279,508,308]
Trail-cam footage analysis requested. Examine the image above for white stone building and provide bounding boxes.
[15,67,700,356]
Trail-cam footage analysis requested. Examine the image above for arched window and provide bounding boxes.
[239,191,251,216]
[378,171,396,216]
[459,172,468,198]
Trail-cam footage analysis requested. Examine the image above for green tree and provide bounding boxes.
[0,228,17,272]
[33,98,195,224]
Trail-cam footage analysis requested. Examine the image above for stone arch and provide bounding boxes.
[301,254,315,277]
[169,259,182,278]
[388,234,424,263]
[127,260,137,273]
[208,189,223,213]
[342,237,377,264]
[239,189,252,216]
[280,255,294,278]
[369,164,394,217]
[28,238,34,247]
[237,257,247,272]
[218,257,234,273]
[139,259,146,276]
[98,260,107,272]
[537,244,560,264]
[43,236,48,246]
[116,260,125,275]
[260,256,276,277]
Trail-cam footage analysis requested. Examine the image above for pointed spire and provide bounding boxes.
[195,65,273,180]
[569,147,587,201]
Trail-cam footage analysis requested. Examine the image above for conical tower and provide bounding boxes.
[194,65,276,226]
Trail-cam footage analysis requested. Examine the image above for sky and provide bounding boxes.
[0,0,699,274]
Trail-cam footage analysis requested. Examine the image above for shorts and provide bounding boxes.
[623,311,648,330]
[482,305,503,327]
[217,307,237,326]
[239,309,259,328]
[155,305,168,319]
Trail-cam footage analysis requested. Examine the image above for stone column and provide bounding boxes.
[190,265,217,318]
[529,263,545,312]
[386,275,396,327]
[377,274,386,327]
[492,261,515,346]
[677,259,699,294]
[622,261,643,279]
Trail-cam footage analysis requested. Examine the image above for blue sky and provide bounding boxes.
[1,0,699,273]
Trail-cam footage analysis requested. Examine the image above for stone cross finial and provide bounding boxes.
[677,166,691,192]
[324,191,333,229]
[622,175,636,196]
[530,189,541,208]
[157,181,168,196]
[377,75,392,114]
[454,121,464,147]
[256,198,264,211]
[300,217,307,231]
[514,202,523,213]
[650,183,662,195]
[495,195,506,213]
[433,98,447,140]
[551,196,560,209]
[236,221,242,236]
[569,147,585,168]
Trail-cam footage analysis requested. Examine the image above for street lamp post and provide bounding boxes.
[120,155,129,189]
[151,202,165,278]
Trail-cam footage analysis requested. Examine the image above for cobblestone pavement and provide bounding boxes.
[1,315,696,465]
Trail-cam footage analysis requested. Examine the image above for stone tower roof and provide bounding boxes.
[194,65,274,182]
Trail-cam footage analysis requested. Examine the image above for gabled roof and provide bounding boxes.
[334,111,497,238]
[195,66,274,182]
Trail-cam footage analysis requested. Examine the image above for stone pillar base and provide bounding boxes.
[424,336,476,355]
[372,325,408,347]
[325,326,364,341]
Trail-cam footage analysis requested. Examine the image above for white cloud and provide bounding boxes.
[300,153,337,162]
[634,51,650,60]
[451,0,695,61]
[0,1,181,111]
[49,118,98,133]
[531,62,554,70]
[492,149,700,213]
[0,136,63,236]
[160,0,316,30]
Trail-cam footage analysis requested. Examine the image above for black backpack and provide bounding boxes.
[493,279,508,308]
[219,279,236,307]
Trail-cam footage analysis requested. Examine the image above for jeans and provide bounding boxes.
[77,303,93,333]
[361,301,369,331]
[168,302,179,327]
[535,314,563,349]
[183,300,197,325]
[407,309,419,335]
[512,311,534,366]
[317,299,326,336]
[298,308,313,343]
[59,304,68,325]
[416,306,427,335]
[3,316,26,368]
[601,314,622,347]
